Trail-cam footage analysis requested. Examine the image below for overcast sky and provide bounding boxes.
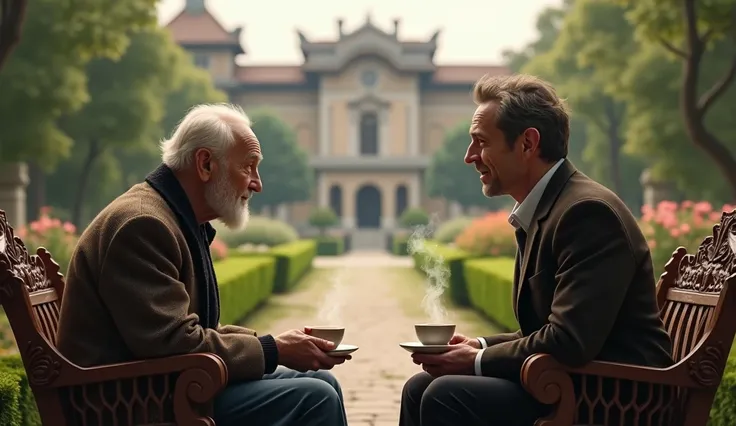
[157,0,564,65]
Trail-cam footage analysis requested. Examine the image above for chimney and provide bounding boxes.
[393,18,400,37]
[185,0,206,14]
[337,19,344,37]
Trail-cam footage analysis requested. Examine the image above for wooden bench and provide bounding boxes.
[521,209,736,426]
[0,209,227,426]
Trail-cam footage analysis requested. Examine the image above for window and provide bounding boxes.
[193,53,210,69]
[361,70,378,88]
[359,112,379,155]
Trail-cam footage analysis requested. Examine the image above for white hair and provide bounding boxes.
[160,103,252,170]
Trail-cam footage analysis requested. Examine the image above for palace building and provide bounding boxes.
[165,0,508,238]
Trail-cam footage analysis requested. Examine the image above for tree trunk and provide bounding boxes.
[680,0,736,200]
[0,0,28,71]
[603,98,623,196]
[72,140,101,228]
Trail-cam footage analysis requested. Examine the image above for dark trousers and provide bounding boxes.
[399,372,549,426]
[213,367,348,426]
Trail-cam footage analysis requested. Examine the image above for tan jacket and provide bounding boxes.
[57,182,267,381]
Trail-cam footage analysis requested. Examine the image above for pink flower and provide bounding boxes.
[680,223,691,234]
[709,212,721,222]
[722,204,736,212]
[681,200,693,209]
[62,222,76,234]
[670,228,681,238]
[648,240,657,249]
[693,201,712,214]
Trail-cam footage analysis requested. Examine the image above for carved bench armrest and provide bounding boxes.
[53,353,228,389]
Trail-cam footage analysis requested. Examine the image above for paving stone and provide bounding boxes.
[244,252,489,422]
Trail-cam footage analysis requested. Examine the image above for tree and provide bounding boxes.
[58,28,182,226]
[247,110,313,210]
[0,0,157,167]
[618,0,736,199]
[426,121,512,211]
[0,0,28,71]
[523,0,645,207]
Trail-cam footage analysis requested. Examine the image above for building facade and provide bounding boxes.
[165,0,508,231]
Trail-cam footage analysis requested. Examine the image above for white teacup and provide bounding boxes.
[306,326,345,347]
[414,323,456,346]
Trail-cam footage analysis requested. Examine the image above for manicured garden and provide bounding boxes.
[0,208,319,425]
[412,201,736,425]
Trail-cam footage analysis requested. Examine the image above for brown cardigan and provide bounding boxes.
[56,181,268,381]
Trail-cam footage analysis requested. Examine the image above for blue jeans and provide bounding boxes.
[213,367,348,426]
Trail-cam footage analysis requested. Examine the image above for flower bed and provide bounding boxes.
[640,201,735,277]
[454,210,517,257]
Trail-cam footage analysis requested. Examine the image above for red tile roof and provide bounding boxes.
[165,9,239,45]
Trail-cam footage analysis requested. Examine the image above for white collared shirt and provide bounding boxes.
[473,159,565,376]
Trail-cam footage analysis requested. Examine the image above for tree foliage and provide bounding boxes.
[523,0,645,207]
[615,0,736,200]
[247,110,313,210]
[0,0,157,167]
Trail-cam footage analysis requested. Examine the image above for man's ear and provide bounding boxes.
[194,148,214,182]
[521,128,541,155]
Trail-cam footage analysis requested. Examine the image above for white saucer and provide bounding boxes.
[399,342,451,354]
[326,344,359,356]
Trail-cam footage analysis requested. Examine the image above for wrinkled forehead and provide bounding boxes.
[226,128,263,164]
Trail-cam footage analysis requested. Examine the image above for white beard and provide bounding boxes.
[205,171,250,230]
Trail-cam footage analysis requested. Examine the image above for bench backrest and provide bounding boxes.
[654,209,736,424]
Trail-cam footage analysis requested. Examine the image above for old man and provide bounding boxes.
[56,103,349,426]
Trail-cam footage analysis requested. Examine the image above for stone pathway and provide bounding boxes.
[242,251,496,426]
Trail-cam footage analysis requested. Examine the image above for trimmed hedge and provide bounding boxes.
[268,240,317,293]
[464,257,518,331]
[411,241,475,306]
[216,256,276,325]
[462,256,736,424]
[392,234,409,256]
[316,236,344,256]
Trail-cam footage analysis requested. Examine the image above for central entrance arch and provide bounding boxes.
[356,185,381,228]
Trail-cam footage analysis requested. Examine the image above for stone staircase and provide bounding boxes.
[349,229,387,250]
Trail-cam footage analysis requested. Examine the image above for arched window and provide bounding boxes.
[329,185,342,217]
[359,112,379,155]
[395,185,408,218]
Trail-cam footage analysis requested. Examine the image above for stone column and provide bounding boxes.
[276,204,289,221]
[0,162,30,229]
[449,202,463,218]
[640,169,676,208]
[410,174,421,208]
[343,183,356,228]
[382,183,396,229]
[318,172,328,207]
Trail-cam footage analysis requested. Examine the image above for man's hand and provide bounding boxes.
[449,333,481,349]
[411,344,479,377]
[274,329,351,372]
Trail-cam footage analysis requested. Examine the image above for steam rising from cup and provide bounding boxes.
[407,215,450,324]
[316,267,347,326]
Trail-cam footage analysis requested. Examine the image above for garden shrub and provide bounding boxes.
[454,211,517,257]
[411,240,475,305]
[399,207,430,228]
[258,240,317,293]
[434,216,473,244]
[308,207,339,235]
[316,236,344,256]
[218,216,298,248]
